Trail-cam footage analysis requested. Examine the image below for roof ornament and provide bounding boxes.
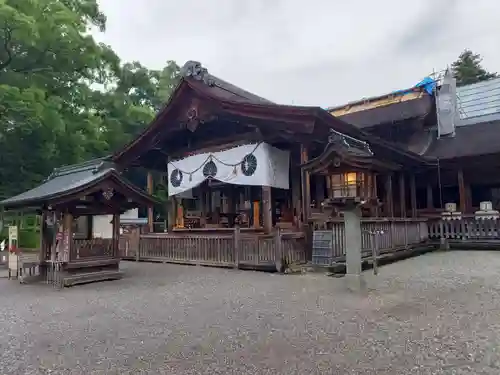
[181,61,215,87]
[328,129,373,157]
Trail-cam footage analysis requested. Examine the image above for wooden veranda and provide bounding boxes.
[119,217,429,270]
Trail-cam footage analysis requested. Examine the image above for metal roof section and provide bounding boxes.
[1,159,113,207]
[456,77,500,126]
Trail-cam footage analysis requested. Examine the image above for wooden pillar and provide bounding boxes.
[458,168,466,213]
[410,174,417,218]
[39,211,46,263]
[112,213,120,258]
[300,145,311,224]
[147,172,154,232]
[291,149,302,227]
[200,187,207,227]
[253,201,260,228]
[176,198,184,228]
[314,175,325,208]
[465,185,472,213]
[62,212,73,262]
[371,173,379,217]
[398,173,406,218]
[262,186,272,233]
[384,174,394,217]
[426,184,433,209]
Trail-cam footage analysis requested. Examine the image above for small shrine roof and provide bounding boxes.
[1,158,156,210]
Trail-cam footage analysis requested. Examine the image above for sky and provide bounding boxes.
[95,0,500,107]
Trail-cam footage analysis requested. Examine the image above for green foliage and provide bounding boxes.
[0,0,181,199]
[451,49,497,87]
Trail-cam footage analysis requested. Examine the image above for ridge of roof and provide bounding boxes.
[181,60,274,104]
[50,156,113,179]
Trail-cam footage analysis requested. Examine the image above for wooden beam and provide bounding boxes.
[147,172,154,232]
[410,174,417,218]
[385,174,394,217]
[458,168,466,213]
[399,173,406,218]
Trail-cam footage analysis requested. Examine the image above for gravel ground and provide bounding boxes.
[0,251,500,374]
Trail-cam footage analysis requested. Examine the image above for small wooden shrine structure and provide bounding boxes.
[0,158,157,287]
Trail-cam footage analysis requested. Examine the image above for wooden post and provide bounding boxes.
[426,184,433,209]
[300,145,310,224]
[167,197,177,232]
[399,173,406,218]
[314,175,325,209]
[410,174,417,218]
[262,186,272,233]
[62,212,73,263]
[371,173,379,217]
[39,211,46,264]
[176,199,184,228]
[274,228,283,272]
[385,174,394,217]
[147,172,154,233]
[200,187,207,227]
[458,169,466,213]
[112,213,120,258]
[291,164,301,227]
[465,185,472,214]
[233,226,240,269]
[253,201,260,228]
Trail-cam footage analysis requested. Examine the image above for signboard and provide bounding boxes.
[8,226,18,241]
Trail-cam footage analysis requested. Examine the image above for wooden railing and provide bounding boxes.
[312,218,429,265]
[72,238,114,260]
[122,229,307,269]
[428,216,500,241]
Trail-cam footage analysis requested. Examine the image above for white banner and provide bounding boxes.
[167,143,290,196]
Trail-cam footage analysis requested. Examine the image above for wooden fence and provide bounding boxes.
[312,218,429,265]
[120,229,307,270]
[428,216,500,241]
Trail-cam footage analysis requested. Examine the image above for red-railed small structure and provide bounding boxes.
[1,158,157,287]
[113,61,432,269]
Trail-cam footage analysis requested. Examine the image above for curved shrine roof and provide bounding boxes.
[1,158,156,210]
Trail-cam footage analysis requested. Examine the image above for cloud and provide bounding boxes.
[96,0,500,106]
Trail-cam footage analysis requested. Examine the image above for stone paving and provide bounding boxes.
[0,251,500,374]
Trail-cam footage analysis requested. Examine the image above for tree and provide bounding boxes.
[0,0,181,199]
[451,49,497,87]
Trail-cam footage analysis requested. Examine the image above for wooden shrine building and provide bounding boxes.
[112,61,433,267]
[330,73,500,217]
[0,158,157,286]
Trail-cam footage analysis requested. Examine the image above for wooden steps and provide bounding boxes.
[62,270,123,287]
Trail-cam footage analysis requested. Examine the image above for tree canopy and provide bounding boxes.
[451,49,497,87]
[0,0,181,199]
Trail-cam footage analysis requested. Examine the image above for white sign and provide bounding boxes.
[8,226,18,241]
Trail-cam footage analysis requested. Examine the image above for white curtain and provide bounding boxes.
[167,143,290,196]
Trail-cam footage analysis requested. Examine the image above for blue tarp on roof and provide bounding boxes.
[392,77,436,96]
